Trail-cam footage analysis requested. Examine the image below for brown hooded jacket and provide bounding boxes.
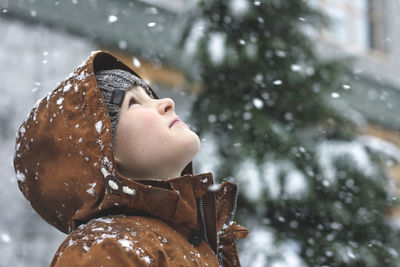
[13,51,248,266]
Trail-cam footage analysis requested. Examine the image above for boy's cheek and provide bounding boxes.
[122,111,164,132]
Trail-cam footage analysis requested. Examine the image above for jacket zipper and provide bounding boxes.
[198,196,224,267]
[228,187,239,223]
[197,196,209,244]
[216,186,239,266]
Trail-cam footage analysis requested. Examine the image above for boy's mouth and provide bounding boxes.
[170,117,182,128]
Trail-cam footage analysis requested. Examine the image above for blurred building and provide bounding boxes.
[310,0,400,200]
[1,0,400,265]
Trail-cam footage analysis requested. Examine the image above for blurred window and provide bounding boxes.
[367,0,387,53]
[311,0,386,54]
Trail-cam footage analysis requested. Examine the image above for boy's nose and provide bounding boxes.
[158,98,175,114]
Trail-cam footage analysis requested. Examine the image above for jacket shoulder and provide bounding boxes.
[50,215,217,267]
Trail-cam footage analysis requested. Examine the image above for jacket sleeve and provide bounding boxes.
[50,237,163,267]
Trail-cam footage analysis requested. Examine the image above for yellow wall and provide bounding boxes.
[362,123,400,180]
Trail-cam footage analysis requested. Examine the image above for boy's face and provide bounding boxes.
[113,86,200,180]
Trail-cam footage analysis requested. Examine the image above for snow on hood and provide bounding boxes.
[13,51,194,234]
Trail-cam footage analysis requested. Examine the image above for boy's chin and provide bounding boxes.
[177,138,200,164]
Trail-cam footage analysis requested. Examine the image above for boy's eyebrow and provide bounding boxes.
[127,85,141,93]
[127,85,152,98]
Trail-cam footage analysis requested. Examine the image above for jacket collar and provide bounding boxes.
[98,169,238,254]
[96,167,240,253]
[95,168,216,231]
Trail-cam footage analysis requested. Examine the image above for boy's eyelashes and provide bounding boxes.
[127,92,155,107]
[128,97,138,107]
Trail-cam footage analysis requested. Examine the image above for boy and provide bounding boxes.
[13,50,248,266]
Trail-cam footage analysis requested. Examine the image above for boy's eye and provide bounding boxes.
[128,97,138,107]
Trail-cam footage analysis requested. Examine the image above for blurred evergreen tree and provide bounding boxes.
[182,0,400,265]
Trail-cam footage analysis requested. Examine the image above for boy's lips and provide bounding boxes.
[169,116,182,128]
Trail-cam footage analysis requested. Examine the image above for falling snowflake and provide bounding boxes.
[108,15,118,23]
